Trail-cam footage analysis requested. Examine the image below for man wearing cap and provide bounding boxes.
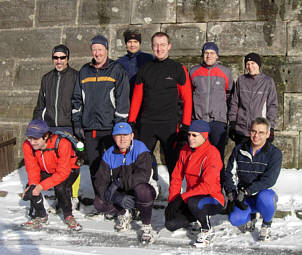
[72,35,130,194]
[165,120,225,247]
[189,42,233,162]
[22,120,82,231]
[228,53,278,145]
[93,122,157,244]
[117,29,154,100]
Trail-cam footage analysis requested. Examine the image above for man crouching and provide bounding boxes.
[93,122,157,244]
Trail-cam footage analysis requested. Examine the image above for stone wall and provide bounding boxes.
[0,0,302,168]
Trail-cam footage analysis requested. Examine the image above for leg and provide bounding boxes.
[209,121,227,161]
[255,189,278,225]
[229,197,255,226]
[165,204,195,231]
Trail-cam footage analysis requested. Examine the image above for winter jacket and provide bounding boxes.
[94,139,152,200]
[129,58,192,126]
[23,135,79,191]
[117,50,154,99]
[224,141,282,195]
[72,58,130,130]
[228,73,278,137]
[33,65,78,127]
[168,140,224,206]
[189,62,233,123]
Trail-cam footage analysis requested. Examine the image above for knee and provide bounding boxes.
[229,207,250,226]
[256,189,278,212]
[134,183,155,201]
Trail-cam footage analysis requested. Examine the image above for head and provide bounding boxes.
[91,35,109,67]
[112,122,134,152]
[25,120,50,150]
[151,32,171,61]
[52,44,69,72]
[244,53,261,76]
[202,42,219,66]
[250,117,270,149]
[187,120,210,149]
[124,29,141,54]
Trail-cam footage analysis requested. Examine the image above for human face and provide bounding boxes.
[152,36,171,61]
[250,123,270,149]
[91,44,108,68]
[113,133,134,152]
[203,49,218,66]
[126,39,140,54]
[246,61,260,76]
[27,136,48,151]
[188,132,206,149]
[52,52,68,72]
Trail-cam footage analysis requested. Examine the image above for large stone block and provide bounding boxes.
[0,59,15,89]
[68,57,91,71]
[79,0,131,25]
[207,21,286,55]
[288,21,302,56]
[161,23,206,56]
[177,0,239,22]
[35,0,77,27]
[284,93,302,131]
[131,0,176,24]
[280,0,302,22]
[274,131,299,169]
[63,27,110,58]
[0,0,34,29]
[280,60,302,93]
[0,29,61,59]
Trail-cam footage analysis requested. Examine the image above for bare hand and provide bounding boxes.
[32,184,43,196]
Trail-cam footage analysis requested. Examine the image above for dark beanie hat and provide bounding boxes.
[52,44,70,59]
[201,42,219,56]
[123,30,142,44]
[244,52,261,67]
[91,35,109,49]
[189,120,210,133]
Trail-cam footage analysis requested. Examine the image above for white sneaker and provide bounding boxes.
[115,209,132,232]
[71,197,79,211]
[193,228,215,248]
[140,224,157,244]
[259,224,271,241]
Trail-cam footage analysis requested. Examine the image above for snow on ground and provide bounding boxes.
[0,165,302,255]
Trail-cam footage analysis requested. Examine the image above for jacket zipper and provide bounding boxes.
[41,151,49,173]
[55,73,61,127]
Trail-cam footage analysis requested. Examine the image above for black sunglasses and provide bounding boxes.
[52,56,67,60]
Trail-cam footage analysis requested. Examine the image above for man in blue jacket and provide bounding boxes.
[225,117,282,241]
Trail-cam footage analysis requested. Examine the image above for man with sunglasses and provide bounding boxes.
[224,117,282,241]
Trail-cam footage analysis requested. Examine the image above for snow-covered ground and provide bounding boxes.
[0,165,302,255]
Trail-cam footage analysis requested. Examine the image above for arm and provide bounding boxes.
[266,77,278,129]
[33,78,46,120]
[224,146,240,193]
[228,80,240,122]
[72,75,83,128]
[23,141,42,185]
[94,159,111,200]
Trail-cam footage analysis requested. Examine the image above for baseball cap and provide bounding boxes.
[25,120,50,138]
[112,122,132,136]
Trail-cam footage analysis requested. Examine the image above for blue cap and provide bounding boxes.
[91,35,108,49]
[202,42,219,56]
[112,122,132,135]
[25,120,50,138]
[189,120,210,133]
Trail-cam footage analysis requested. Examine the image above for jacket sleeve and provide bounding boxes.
[128,82,143,123]
[178,65,192,126]
[33,78,46,120]
[224,146,240,193]
[266,77,278,129]
[119,151,152,191]
[168,151,185,202]
[71,75,83,128]
[39,139,72,190]
[23,141,42,185]
[114,66,130,123]
[94,158,111,200]
[228,79,240,122]
[246,146,282,195]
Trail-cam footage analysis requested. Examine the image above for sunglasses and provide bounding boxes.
[52,56,67,60]
[187,133,201,138]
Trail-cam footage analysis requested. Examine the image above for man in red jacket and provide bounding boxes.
[165,120,225,247]
[22,120,81,231]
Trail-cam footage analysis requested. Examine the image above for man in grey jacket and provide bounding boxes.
[228,53,278,145]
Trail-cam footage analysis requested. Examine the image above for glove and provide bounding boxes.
[226,192,236,214]
[22,184,36,201]
[104,179,120,202]
[165,195,185,221]
[112,191,135,209]
[177,124,189,142]
[235,187,248,210]
[228,121,236,142]
[74,127,85,140]
[268,128,274,142]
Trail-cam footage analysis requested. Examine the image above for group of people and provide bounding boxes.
[21,29,282,246]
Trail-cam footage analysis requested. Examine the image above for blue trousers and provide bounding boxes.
[229,189,278,226]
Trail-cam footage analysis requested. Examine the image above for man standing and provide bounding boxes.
[93,122,157,244]
[225,117,282,241]
[72,35,130,194]
[128,32,192,176]
[117,29,154,100]
[189,42,233,161]
[165,120,225,247]
[228,53,278,145]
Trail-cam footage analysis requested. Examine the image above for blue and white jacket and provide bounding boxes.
[225,141,282,195]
